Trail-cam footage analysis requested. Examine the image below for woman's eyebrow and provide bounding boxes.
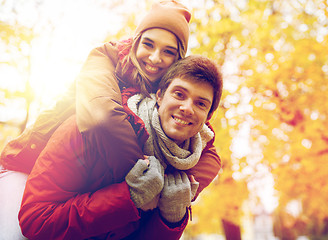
[142,37,178,51]
[143,37,154,43]
[167,45,178,51]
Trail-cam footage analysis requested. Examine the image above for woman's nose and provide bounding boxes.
[149,50,162,64]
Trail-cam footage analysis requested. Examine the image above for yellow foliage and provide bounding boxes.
[186,175,248,237]
[188,0,328,237]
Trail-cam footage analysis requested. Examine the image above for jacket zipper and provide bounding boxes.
[188,206,192,221]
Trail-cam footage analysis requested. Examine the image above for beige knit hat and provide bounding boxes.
[134,1,191,53]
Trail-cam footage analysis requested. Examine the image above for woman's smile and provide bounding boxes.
[144,62,160,74]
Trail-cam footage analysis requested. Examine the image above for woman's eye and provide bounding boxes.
[143,42,153,48]
[164,49,176,56]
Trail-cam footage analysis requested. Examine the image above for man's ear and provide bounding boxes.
[156,89,162,106]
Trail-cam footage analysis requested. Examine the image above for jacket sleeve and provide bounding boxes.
[0,82,76,174]
[186,124,221,200]
[18,116,140,240]
[132,209,188,240]
[75,42,144,181]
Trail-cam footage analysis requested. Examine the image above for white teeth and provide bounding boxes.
[145,64,159,73]
[174,117,189,125]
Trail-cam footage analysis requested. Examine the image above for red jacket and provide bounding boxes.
[19,89,219,239]
[19,115,188,240]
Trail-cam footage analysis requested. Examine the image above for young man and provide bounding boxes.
[18,55,223,240]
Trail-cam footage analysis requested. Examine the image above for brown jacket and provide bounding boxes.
[1,41,143,177]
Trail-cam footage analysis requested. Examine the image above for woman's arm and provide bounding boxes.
[0,83,76,174]
[75,42,144,181]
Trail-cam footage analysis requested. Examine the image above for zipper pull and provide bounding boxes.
[188,206,192,221]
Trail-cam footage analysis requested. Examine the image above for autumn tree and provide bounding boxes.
[238,1,328,238]
[0,2,34,146]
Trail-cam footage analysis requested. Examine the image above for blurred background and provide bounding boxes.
[1,0,327,239]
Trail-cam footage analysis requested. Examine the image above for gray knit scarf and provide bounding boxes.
[127,94,214,170]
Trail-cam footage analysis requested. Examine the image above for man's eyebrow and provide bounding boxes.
[197,95,212,104]
[143,37,178,51]
[200,96,212,104]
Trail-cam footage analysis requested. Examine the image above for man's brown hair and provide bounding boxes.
[158,55,223,116]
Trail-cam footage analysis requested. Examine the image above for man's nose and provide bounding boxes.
[180,100,194,116]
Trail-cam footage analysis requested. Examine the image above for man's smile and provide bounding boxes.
[172,116,191,126]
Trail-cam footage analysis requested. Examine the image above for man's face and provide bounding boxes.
[156,77,214,145]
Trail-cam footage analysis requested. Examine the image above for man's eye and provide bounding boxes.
[198,101,209,109]
[199,102,206,107]
[173,91,184,98]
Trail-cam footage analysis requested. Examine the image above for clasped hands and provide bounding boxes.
[125,156,199,223]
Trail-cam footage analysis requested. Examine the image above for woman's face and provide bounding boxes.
[136,28,178,83]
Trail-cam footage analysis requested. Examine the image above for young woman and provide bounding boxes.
[1,0,191,176]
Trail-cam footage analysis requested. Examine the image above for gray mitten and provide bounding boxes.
[126,156,164,208]
[158,171,199,223]
[190,176,199,201]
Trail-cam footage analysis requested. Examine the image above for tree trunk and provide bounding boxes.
[222,219,242,240]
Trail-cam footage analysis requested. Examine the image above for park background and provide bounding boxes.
[0,0,327,239]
